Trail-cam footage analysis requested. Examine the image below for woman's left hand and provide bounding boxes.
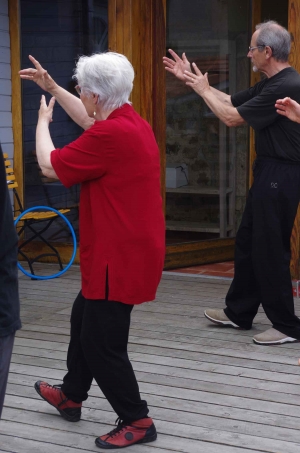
[38,95,56,124]
[183,62,210,96]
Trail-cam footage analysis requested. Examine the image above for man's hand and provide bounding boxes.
[19,55,57,93]
[275,97,300,124]
[163,49,191,81]
[38,95,55,125]
[183,63,210,97]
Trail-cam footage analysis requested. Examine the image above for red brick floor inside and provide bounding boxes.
[168,261,300,297]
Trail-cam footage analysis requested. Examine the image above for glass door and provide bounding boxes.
[165,0,251,262]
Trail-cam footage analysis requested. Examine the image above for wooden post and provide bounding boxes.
[288,0,300,279]
[108,0,166,209]
[8,0,23,210]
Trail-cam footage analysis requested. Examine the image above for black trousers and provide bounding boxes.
[61,291,149,422]
[224,158,300,339]
[0,333,15,419]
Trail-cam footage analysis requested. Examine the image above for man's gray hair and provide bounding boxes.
[255,20,291,62]
[73,52,134,111]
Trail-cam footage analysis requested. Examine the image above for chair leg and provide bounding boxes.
[17,249,36,276]
[18,218,64,273]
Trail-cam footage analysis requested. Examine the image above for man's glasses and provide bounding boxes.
[75,85,82,95]
[248,45,266,53]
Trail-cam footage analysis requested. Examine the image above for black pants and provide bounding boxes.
[0,333,15,419]
[224,158,300,339]
[61,291,149,422]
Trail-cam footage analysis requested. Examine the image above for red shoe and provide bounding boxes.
[95,417,157,449]
[34,381,82,422]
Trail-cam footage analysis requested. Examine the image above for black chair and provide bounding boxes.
[4,153,71,276]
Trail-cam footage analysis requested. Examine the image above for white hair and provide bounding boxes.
[73,52,135,111]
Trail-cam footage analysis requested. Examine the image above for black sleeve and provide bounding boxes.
[231,79,267,108]
[233,76,295,131]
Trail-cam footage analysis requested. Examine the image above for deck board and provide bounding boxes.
[2,264,300,452]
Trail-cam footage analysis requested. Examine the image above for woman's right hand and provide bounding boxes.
[19,55,57,93]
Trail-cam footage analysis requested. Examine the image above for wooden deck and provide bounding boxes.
[2,265,300,452]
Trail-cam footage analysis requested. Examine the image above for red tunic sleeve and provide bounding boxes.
[51,123,110,188]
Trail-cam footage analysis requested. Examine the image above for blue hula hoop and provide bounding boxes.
[14,206,77,280]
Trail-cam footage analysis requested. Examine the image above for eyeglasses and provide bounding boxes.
[248,45,265,53]
[75,85,82,95]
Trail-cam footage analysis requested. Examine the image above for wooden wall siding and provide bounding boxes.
[0,0,13,161]
[288,0,300,279]
[108,0,166,206]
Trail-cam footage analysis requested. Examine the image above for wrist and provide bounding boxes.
[38,117,51,126]
[48,82,59,96]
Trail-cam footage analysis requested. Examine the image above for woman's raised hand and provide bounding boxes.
[19,55,56,93]
[38,95,56,125]
[163,49,191,81]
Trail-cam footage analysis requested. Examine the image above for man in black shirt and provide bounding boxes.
[0,144,21,417]
[163,20,300,345]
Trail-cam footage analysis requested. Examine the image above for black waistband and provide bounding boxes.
[255,156,300,165]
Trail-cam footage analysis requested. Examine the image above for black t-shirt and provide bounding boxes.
[231,67,300,161]
[0,146,21,337]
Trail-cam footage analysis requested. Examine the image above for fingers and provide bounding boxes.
[40,95,55,109]
[183,70,194,82]
[168,48,181,61]
[276,109,286,116]
[163,57,176,69]
[182,52,189,62]
[29,54,43,71]
[19,68,38,81]
[191,62,203,76]
[19,73,36,79]
[276,97,290,106]
[49,97,56,108]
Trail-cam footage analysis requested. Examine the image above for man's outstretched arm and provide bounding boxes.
[183,62,245,127]
[163,49,234,107]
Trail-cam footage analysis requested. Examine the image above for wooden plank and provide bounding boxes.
[10,343,300,387]
[5,381,300,430]
[5,372,300,423]
[5,265,300,453]
[4,391,300,449]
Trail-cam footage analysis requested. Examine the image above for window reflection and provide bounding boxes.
[166,0,250,245]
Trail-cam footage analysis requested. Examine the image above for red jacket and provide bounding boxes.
[51,104,165,304]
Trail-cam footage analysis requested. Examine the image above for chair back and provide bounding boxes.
[3,153,24,215]
[3,153,18,190]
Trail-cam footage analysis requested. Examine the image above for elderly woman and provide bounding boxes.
[19,52,165,449]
